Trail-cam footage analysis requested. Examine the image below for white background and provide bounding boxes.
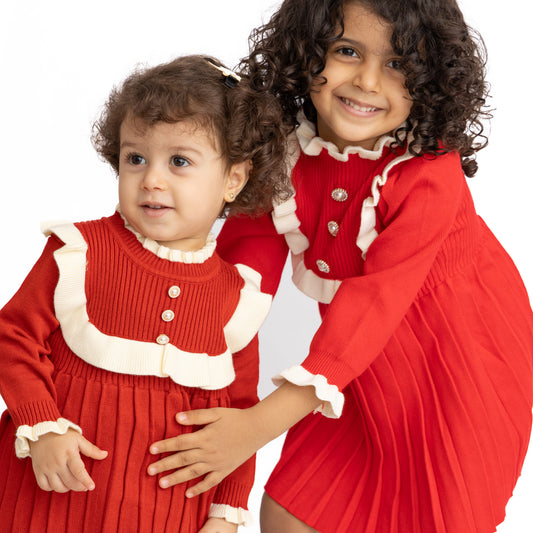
[0,1,531,531]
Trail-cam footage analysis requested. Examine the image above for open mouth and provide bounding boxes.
[339,97,381,113]
[141,203,172,216]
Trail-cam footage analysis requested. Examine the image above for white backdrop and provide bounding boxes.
[0,1,531,531]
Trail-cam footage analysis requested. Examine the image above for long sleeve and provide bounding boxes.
[209,336,260,523]
[302,152,468,390]
[0,236,62,428]
[217,212,289,297]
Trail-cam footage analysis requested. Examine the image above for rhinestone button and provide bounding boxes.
[168,285,181,298]
[331,188,348,202]
[156,334,169,345]
[161,310,175,322]
[316,259,330,273]
[328,221,339,237]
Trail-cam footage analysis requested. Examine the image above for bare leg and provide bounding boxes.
[260,492,318,533]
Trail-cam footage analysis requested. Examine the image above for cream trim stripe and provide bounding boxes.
[44,222,236,390]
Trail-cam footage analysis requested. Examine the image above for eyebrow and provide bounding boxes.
[335,36,395,56]
[119,141,204,157]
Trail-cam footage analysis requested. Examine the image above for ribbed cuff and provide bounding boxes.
[11,400,63,428]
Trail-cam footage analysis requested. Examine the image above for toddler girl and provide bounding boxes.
[148,2,533,532]
[0,54,290,532]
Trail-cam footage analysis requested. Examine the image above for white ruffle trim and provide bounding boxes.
[15,418,82,458]
[272,366,344,418]
[208,504,253,526]
[356,150,414,258]
[296,112,396,162]
[224,264,272,353]
[117,207,217,263]
[41,221,270,390]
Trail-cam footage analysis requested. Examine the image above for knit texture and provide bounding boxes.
[217,125,533,533]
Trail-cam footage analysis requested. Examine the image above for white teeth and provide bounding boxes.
[341,98,378,112]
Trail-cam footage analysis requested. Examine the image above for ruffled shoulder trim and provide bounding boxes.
[356,150,415,257]
[41,221,236,390]
[272,365,344,418]
[224,264,272,353]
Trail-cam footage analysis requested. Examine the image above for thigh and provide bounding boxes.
[260,493,318,533]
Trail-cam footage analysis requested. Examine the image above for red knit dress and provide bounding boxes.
[0,212,270,533]
[216,120,533,533]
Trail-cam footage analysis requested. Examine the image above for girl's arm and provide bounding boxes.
[148,153,467,494]
[149,380,321,496]
[0,236,63,429]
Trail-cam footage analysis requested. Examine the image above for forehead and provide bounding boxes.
[120,116,219,152]
[341,2,394,54]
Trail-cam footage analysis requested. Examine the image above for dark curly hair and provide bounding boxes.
[243,0,491,177]
[92,55,292,216]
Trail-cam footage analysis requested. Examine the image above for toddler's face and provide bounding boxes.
[118,118,244,252]
[310,2,412,151]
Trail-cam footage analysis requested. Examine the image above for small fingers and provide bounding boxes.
[175,408,222,427]
[43,472,71,493]
[157,463,211,489]
[150,432,198,455]
[148,450,199,476]
[185,472,225,498]
[78,436,108,461]
[67,455,96,491]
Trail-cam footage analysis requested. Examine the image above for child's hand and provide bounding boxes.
[198,517,238,533]
[29,428,108,492]
[147,407,261,494]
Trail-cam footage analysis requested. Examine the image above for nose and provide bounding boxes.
[141,165,166,191]
[352,60,381,93]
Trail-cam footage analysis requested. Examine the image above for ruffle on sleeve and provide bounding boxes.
[272,365,344,418]
[15,418,83,458]
[208,504,253,526]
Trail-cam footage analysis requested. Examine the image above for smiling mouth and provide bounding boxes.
[339,97,381,113]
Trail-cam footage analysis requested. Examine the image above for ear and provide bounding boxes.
[224,161,250,203]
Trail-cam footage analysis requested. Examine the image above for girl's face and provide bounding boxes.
[310,2,412,151]
[118,117,247,252]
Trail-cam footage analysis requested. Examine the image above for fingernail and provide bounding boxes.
[176,413,187,423]
[148,467,156,476]
[160,479,169,489]
[186,490,194,498]
[150,446,159,454]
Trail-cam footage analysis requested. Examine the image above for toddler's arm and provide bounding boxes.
[198,517,238,533]
[29,428,107,492]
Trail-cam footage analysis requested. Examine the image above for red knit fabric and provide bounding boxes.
[217,143,533,533]
[0,212,258,532]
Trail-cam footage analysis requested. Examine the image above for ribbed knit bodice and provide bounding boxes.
[77,213,243,355]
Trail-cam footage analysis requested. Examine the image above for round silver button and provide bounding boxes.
[331,188,348,202]
[168,285,181,298]
[316,259,330,273]
[161,310,175,322]
[156,334,169,345]
[328,221,339,237]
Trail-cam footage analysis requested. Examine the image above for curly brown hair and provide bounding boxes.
[92,55,292,216]
[243,0,491,177]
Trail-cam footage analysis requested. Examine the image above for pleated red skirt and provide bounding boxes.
[265,229,533,532]
[0,344,230,533]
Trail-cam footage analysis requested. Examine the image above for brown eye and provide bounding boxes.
[128,153,145,165]
[171,156,189,167]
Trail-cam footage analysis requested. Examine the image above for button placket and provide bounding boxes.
[156,285,181,344]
